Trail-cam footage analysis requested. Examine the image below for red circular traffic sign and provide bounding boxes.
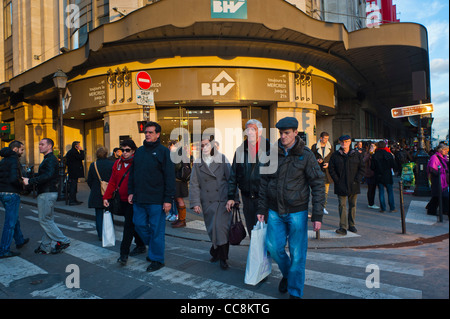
[136,71,152,90]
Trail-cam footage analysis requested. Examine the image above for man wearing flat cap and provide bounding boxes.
[328,135,364,235]
[257,116,325,299]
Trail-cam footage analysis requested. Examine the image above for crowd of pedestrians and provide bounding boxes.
[0,119,448,299]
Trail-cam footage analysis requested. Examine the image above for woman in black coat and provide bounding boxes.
[87,147,114,240]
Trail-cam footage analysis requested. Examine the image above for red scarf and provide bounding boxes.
[116,154,134,170]
[248,139,260,160]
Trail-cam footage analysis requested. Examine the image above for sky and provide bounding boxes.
[394,0,449,143]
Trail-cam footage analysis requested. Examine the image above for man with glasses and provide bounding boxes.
[128,122,175,272]
[328,135,364,235]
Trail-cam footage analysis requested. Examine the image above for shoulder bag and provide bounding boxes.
[108,168,130,216]
[94,162,108,196]
[229,206,247,245]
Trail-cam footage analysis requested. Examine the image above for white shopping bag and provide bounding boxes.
[102,211,115,247]
[244,221,272,285]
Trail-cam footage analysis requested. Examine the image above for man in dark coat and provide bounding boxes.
[0,141,29,258]
[310,131,333,214]
[328,135,364,235]
[371,141,397,212]
[65,141,85,205]
[257,117,324,299]
[128,121,175,272]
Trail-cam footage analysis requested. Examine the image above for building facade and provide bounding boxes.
[1,0,430,172]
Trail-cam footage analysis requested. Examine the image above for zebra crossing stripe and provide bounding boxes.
[0,256,47,287]
[65,238,274,299]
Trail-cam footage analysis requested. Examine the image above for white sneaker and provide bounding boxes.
[323,208,329,215]
[368,205,380,209]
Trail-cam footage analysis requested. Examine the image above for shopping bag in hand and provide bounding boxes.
[244,221,272,285]
[102,211,115,247]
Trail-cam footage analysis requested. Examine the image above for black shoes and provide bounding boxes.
[279,277,288,293]
[146,260,165,272]
[51,241,70,254]
[16,238,29,249]
[69,201,82,206]
[335,228,347,235]
[129,246,146,257]
[348,226,357,233]
[117,255,128,265]
[220,259,229,270]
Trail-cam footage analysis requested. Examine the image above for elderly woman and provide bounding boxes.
[426,143,449,216]
[189,139,237,270]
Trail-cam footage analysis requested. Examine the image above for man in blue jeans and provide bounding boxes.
[128,122,175,272]
[0,141,29,258]
[257,117,325,299]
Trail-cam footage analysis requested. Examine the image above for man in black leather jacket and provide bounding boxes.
[23,138,70,254]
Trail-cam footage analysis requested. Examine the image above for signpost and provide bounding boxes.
[136,71,154,122]
[391,103,433,118]
[136,71,152,90]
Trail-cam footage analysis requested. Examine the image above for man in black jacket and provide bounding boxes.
[65,141,85,205]
[0,141,29,258]
[23,138,70,254]
[371,141,397,212]
[226,119,270,236]
[257,117,324,299]
[329,135,364,235]
[128,122,175,272]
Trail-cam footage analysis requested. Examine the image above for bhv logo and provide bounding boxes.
[201,71,236,96]
[211,0,247,19]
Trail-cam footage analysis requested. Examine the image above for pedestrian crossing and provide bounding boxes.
[0,211,429,299]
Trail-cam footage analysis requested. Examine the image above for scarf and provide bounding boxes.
[117,154,134,171]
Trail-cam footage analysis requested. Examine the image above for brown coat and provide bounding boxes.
[189,153,237,248]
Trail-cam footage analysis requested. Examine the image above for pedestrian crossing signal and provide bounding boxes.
[137,121,147,133]
[0,123,10,134]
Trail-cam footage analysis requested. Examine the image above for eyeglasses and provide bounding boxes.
[144,130,155,134]
[121,148,132,153]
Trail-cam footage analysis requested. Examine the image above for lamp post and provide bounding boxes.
[53,70,68,202]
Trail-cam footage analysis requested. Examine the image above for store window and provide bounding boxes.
[3,0,11,39]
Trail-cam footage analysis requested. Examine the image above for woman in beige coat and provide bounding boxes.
[189,139,237,270]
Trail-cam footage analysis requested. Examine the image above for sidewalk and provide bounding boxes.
[20,177,449,249]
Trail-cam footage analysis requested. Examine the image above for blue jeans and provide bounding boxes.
[0,193,25,256]
[378,183,395,211]
[133,203,165,263]
[266,209,308,298]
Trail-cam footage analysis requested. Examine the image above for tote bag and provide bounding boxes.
[102,211,115,247]
[229,206,247,245]
[244,221,272,285]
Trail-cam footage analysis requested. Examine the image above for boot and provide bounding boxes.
[172,205,186,228]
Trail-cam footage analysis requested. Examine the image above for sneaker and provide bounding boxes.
[146,261,165,272]
[323,208,329,215]
[51,241,70,254]
[168,214,178,222]
[335,228,347,235]
[0,251,20,259]
[368,205,380,209]
[34,246,48,255]
[129,246,146,256]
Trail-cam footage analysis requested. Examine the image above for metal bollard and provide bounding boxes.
[399,180,406,234]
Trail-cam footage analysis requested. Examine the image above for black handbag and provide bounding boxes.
[229,206,247,245]
[107,169,129,216]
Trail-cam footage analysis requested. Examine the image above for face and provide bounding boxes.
[279,129,298,148]
[13,145,25,157]
[120,146,134,159]
[201,139,212,155]
[246,124,260,145]
[320,135,329,144]
[439,147,449,156]
[115,149,122,157]
[339,139,351,151]
[144,126,160,142]
[39,139,52,155]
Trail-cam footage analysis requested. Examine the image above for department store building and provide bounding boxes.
[0,0,431,169]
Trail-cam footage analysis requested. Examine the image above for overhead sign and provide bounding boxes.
[136,89,154,106]
[136,71,152,90]
[211,0,247,19]
[391,103,434,118]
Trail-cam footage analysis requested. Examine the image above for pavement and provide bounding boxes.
[20,176,449,249]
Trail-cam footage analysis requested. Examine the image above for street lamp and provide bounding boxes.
[53,70,68,202]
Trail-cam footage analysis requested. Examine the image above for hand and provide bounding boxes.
[193,206,202,214]
[313,221,322,232]
[257,214,265,223]
[226,200,235,212]
[103,199,109,207]
[128,194,133,204]
[322,163,328,169]
[22,177,29,186]
[317,158,323,164]
[163,202,172,214]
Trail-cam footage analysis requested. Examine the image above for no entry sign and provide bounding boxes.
[136,71,152,90]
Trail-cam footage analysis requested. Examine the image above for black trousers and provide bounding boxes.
[68,178,78,203]
[119,201,145,256]
[241,194,267,238]
[367,183,377,206]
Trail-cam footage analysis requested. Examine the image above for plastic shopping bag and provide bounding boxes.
[244,221,272,285]
[102,211,115,247]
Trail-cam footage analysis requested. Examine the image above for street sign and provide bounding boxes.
[0,123,10,134]
[136,71,152,90]
[391,103,433,118]
[136,89,154,106]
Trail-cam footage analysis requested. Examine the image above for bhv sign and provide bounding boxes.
[211,0,247,19]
